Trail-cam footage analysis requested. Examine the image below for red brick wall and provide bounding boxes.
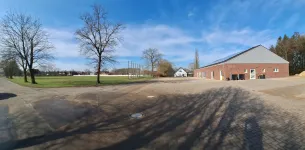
[194,64,225,80]
[194,63,289,80]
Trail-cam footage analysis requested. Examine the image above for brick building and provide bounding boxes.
[194,45,289,80]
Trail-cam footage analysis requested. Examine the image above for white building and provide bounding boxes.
[174,68,188,77]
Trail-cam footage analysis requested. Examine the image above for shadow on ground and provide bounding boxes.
[123,78,195,85]
[2,87,305,149]
[0,93,17,100]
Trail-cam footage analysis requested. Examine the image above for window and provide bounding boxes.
[273,68,279,72]
[179,70,183,72]
[262,69,266,73]
[244,69,248,73]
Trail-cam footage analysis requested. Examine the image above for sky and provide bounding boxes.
[0,0,305,71]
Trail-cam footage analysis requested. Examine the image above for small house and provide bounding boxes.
[174,68,188,77]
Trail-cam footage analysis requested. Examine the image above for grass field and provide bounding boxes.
[9,76,152,88]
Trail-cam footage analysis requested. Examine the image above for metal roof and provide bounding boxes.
[201,45,262,68]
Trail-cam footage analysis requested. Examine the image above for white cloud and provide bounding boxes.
[205,0,251,28]
[45,28,80,58]
[202,28,276,48]
[267,7,284,26]
[116,24,200,58]
[118,24,277,66]
[200,49,240,65]
[45,24,277,69]
[205,0,305,29]
[187,12,194,18]
[53,60,90,71]
[285,13,300,29]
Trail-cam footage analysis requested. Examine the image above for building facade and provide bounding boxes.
[194,45,289,80]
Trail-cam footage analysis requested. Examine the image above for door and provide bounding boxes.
[211,71,214,79]
[250,69,256,79]
[220,70,223,80]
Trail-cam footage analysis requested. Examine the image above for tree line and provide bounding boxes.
[270,32,305,75]
[0,60,22,78]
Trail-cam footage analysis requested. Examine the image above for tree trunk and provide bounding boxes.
[28,40,36,84]
[23,69,28,82]
[29,69,36,84]
[97,56,101,84]
[151,65,154,77]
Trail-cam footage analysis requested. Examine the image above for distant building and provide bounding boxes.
[185,69,194,77]
[174,68,188,77]
[194,45,289,80]
[97,71,110,75]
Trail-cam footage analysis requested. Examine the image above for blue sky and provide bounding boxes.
[0,0,305,71]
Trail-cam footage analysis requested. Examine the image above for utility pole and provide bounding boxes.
[128,61,130,79]
[131,61,133,79]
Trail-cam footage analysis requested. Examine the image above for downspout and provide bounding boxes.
[222,62,225,81]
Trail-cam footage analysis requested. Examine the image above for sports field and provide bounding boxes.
[9,76,151,88]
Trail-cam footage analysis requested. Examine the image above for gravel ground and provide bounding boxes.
[1,77,305,149]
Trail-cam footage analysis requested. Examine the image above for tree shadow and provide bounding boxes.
[2,87,305,149]
[0,93,17,100]
[120,78,194,85]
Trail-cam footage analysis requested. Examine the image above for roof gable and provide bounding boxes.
[226,45,289,64]
[202,45,261,68]
[202,45,288,68]
[175,68,187,74]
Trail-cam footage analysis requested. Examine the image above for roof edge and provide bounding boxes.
[200,45,262,68]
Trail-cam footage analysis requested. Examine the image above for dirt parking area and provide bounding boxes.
[262,84,305,100]
[1,77,305,149]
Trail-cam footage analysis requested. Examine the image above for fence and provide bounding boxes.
[127,61,148,79]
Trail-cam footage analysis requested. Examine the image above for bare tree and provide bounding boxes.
[84,69,92,75]
[75,4,124,84]
[25,17,53,84]
[0,12,53,84]
[0,12,29,82]
[188,62,195,71]
[142,48,162,75]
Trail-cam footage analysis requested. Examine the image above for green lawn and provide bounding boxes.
[9,76,152,88]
